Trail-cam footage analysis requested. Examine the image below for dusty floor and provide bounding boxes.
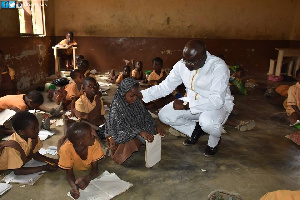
[0,75,299,200]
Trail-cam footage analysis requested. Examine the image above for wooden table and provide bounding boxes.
[274,48,300,76]
[52,46,77,76]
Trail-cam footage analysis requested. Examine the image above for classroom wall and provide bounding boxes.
[53,0,299,40]
[0,1,55,91]
[52,0,300,75]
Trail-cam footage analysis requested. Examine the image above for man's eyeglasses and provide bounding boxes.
[182,54,206,66]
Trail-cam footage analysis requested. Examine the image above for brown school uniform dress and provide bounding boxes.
[286,82,300,115]
[56,82,83,110]
[58,139,104,171]
[0,133,43,170]
[58,39,77,55]
[116,73,131,84]
[0,94,28,112]
[0,66,15,97]
[74,93,106,126]
[147,69,165,83]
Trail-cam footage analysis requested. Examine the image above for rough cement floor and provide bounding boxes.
[0,77,299,200]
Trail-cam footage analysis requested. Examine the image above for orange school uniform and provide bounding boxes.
[0,133,43,170]
[58,39,77,55]
[286,82,300,115]
[64,82,83,101]
[116,74,126,84]
[0,94,27,112]
[131,69,145,80]
[58,139,104,171]
[147,69,165,82]
[74,94,105,126]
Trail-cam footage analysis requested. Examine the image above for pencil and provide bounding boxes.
[45,161,55,165]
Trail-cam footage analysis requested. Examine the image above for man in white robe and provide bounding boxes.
[141,40,234,156]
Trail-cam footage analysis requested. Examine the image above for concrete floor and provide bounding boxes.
[1,77,299,200]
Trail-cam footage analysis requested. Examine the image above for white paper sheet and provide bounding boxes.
[0,109,16,126]
[38,129,55,141]
[145,134,161,168]
[2,159,47,185]
[67,171,132,200]
[55,119,64,126]
[0,183,12,196]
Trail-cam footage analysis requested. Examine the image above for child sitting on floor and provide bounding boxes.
[144,57,174,111]
[58,122,104,199]
[73,77,106,137]
[55,69,84,112]
[0,50,18,97]
[77,59,95,79]
[148,57,167,86]
[75,55,84,69]
[286,69,300,126]
[115,65,131,84]
[0,111,58,174]
[57,31,77,71]
[131,61,146,82]
[105,78,165,164]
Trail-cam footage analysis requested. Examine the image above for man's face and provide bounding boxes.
[182,46,206,71]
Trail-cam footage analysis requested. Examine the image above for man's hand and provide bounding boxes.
[173,99,185,110]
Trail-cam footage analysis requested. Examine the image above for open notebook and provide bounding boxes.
[67,171,132,200]
[2,159,47,185]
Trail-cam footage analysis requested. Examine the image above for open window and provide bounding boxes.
[18,0,46,36]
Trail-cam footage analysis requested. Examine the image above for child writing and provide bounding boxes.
[105,78,165,164]
[148,57,167,86]
[55,69,84,112]
[57,31,77,71]
[73,77,106,137]
[0,90,60,135]
[0,90,43,112]
[0,111,58,174]
[0,50,18,97]
[58,122,104,199]
[115,65,131,84]
[131,61,146,82]
[286,69,300,126]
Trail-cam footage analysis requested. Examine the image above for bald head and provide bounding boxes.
[182,40,207,71]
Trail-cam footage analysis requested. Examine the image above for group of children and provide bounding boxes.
[0,74,165,198]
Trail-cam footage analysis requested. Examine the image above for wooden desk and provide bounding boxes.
[52,46,77,76]
[274,48,300,76]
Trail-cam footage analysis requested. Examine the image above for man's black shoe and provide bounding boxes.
[204,138,221,157]
[183,122,204,146]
